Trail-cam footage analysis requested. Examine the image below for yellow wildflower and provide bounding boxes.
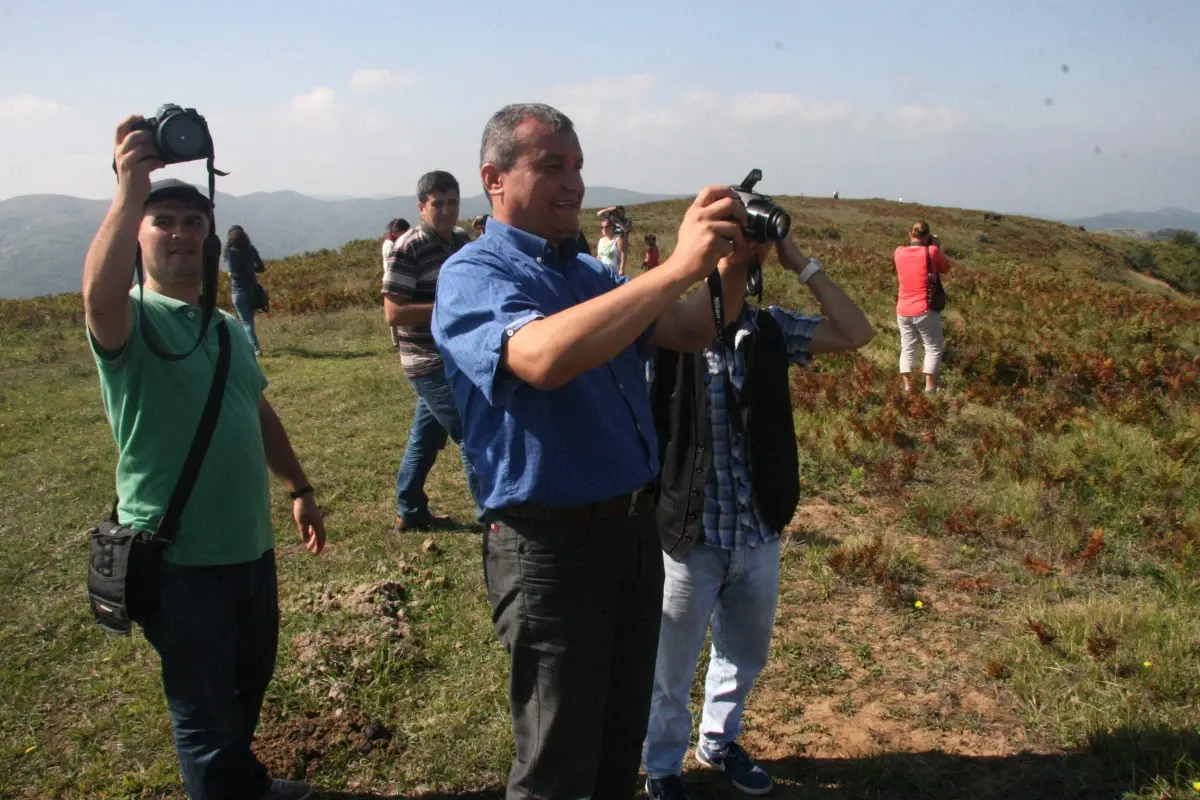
[1143,660,1153,668]
[914,600,924,609]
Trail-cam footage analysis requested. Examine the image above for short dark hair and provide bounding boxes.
[480,103,575,173]
[416,171,459,203]
[911,219,931,238]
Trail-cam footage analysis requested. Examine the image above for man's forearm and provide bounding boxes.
[805,272,875,346]
[504,266,695,389]
[82,195,140,320]
[260,399,309,492]
[384,296,434,327]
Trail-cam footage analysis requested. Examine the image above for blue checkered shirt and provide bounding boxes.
[702,305,821,549]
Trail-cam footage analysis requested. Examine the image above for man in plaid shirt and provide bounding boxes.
[644,236,875,799]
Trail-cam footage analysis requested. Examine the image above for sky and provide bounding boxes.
[1,0,1198,217]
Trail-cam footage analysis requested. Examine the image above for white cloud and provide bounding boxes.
[731,93,854,124]
[883,104,970,136]
[285,87,337,121]
[349,68,417,93]
[551,74,656,105]
[0,94,67,124]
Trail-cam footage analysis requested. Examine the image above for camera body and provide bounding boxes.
[132,104,214,165]
[731,169,791,244]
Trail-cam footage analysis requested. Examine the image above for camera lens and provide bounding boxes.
[160,116,207,160]
[745,200,791,242]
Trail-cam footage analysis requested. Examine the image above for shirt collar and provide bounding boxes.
[709,304,759,356]
[486,219,582,264]
[133,286,199,314]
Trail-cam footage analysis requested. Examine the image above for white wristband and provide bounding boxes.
[797,258,823,285]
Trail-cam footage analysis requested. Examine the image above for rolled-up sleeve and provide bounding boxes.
[433,258,544,407]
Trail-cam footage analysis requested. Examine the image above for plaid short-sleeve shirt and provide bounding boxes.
[702,304,821,549]
[382,222,470,378]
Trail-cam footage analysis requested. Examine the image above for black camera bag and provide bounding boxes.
[87,320,231,635]
[925,246,948,312]
[251,282,270,313]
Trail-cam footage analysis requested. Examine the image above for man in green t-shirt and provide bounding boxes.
[83,115,326,800]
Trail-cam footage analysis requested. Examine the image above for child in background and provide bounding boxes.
[642,234,660,270]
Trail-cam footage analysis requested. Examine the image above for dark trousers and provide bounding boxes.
[483,511,665,800]
[140,550,279,800]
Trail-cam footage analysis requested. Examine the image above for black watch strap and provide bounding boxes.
[289,485,314,500]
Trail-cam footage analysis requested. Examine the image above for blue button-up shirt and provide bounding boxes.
[432,220,658,510]
[701,304,820,548]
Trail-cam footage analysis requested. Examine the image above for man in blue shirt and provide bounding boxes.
[432,102,749,800]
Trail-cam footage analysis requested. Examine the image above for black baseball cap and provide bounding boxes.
[145,179,211,211]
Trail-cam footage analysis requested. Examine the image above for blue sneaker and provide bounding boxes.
[646,774,690,800]
[695,741,774,795]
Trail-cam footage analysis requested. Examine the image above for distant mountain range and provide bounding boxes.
[3,189,1196,300]
[1058,207,1200,236]
[0,186,674,299]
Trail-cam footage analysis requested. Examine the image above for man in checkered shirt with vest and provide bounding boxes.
[383,170,480,530]
[644,236,875,799]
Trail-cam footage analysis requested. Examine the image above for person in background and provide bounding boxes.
[643,233,661,270]
[383,170,479,531]
[643,237,875,800]
[597,214,627,276]
[225,225,266,356]
[382,219,411,351]
[382,218,411,270]
[893,219,951,395]
[472,215,489,239]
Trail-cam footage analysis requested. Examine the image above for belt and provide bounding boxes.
[498,483,657,522]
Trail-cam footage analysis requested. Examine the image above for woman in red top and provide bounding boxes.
[893,220,951,394]
[642,233,660,270]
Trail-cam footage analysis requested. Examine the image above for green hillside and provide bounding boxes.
[1,197,1197,799]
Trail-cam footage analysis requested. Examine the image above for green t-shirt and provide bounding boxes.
[90,288,274,566]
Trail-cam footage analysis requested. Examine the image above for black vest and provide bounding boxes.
[651,309,801,559]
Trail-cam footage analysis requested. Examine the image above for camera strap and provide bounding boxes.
[133,156,228,361]
[705,269,750,435]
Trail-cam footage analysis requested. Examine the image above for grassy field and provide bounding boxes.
[1,197,1198,799]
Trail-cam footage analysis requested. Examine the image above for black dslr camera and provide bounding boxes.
[732,169,791,244]
[729,169,791,295]
[131,104,214,165]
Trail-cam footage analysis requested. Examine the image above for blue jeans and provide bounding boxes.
[395,364,481,523]
[231,289,260,353]
[642,537,781,778]
[140,550,279,800]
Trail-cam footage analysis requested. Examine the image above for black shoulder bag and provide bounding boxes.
[86,319,232,635]
[925,245,948,312]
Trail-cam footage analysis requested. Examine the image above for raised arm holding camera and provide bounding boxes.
[643,229,874,799]
[82,113,324,800]
[431,102,751,800]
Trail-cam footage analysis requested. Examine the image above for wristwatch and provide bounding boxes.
[289,485,314,500]
[797,257,823,285]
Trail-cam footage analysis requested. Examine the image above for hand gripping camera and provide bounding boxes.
[131,104,215,165]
